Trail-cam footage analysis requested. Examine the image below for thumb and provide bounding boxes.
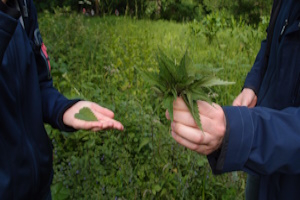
[232,97,242,106]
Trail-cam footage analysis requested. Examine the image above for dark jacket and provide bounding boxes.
[0,1,79,199]
[208,0,300,199]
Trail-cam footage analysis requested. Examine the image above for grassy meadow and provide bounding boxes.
[38,9,268,200]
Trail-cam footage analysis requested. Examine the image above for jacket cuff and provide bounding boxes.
[207,107,231,174]
[222,106,255,172]
[0,1,20,19]
[243,79,260,96]
[57,99,81,132]
[208,106,255,174]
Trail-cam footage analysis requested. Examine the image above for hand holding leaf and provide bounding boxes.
[75,107,98,121]
[137,49,234,130]
[63,101,124,131]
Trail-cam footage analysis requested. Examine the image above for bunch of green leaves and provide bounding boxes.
[138,49,234,130]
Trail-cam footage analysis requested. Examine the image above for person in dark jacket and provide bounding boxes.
[166,0,300,199]
[0,0,124,199]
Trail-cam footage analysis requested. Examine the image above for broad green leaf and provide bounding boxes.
[189,64,222,80]
[189,77,234,91]
[158,49,182,83]
[138,138,151,152]
[152,184,162,193]
[189,89,211,102]
[51,182,70,200]
[171,87,178,99]
[163,95,175,123]
[178,50,189,81]
[182,92,202,130]
[157,52,175,87]
[74,107,98,121]
[176,80,194,94]
[198,77,235,87]
[134,67,161,87]
[152,86,164,97]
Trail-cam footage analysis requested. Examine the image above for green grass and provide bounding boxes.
[38,10,267,200]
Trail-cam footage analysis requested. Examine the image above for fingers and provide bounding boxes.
[232,98,242,106]
[90,102,115,119]
[173,97,221,120]
[84,102,124,130]
[171,130,202,152]
[172,109,197,127]
[168,98,225,155]
[93,110,124,129]
[171,98,224,133]
[197,101,221,118]
[74,118,124,131]
[171,122,207,144]
[97,120,124,131]
[248,96,257,108]
[170,127,220,155]
[173,97,189,111]
[233,88,257,107]
[92,113,124,130]
[92,121,124,131]
[233,95,256,107]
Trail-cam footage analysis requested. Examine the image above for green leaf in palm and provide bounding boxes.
[137,49,234,130]
[74,107,98,122]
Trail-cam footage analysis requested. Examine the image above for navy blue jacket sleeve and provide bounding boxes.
[243,39,267,95]
[210,106,300,176]
[27,1,80,131]
[0,2,19,63]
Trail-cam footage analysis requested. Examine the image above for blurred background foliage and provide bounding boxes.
[33,0,273,25]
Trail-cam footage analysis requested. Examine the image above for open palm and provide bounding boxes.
[63,101,124,132]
